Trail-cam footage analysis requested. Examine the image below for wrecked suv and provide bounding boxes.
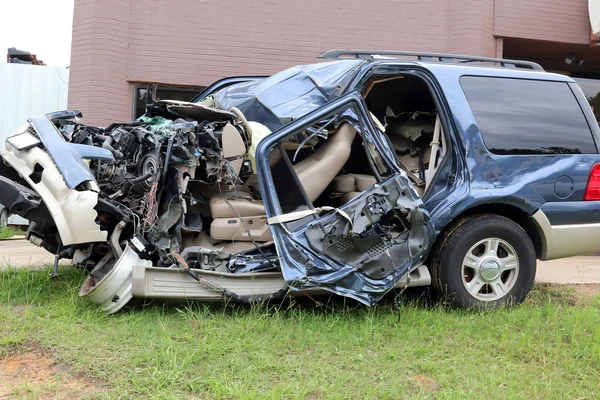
[2,50,600,313]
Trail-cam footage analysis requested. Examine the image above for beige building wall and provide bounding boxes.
[69,0,594,125]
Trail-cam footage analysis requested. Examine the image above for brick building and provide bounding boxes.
[68,0,600,125]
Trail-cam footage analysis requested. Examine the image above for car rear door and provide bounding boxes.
[255,92,434,305]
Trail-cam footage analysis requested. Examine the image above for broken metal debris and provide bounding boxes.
[0,59,435,313]
[7,47,46,65]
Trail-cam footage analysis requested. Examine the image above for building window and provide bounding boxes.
[460,76,596,155]
[132,84,204,119]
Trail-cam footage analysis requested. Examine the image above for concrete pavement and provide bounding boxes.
[1,238,600,284]
[0,237,57,269]
[536,257,600,284]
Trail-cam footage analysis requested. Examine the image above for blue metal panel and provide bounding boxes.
[255,92,431,305]
[404,63,600,236]
[540,201,600,225]
[213,60,363,130]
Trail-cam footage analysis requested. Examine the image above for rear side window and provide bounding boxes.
[460,76,597,154]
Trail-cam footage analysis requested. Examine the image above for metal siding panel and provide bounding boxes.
[0,64,69,225]
[0,64,70,152]
[29,67,45,118]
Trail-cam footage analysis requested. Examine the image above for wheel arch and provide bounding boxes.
[432,203,544,260]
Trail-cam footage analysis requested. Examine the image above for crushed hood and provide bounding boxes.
[213,60,363,131]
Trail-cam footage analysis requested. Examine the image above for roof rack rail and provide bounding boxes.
[319,49,544,71]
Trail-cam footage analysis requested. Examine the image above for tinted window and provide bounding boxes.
[572,77,600,122]
[461,76,596,154]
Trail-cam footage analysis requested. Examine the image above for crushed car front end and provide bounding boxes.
[0,59,433,313]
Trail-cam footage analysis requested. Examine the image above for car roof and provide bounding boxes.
[370,59,575,83]
[318,49,575,83]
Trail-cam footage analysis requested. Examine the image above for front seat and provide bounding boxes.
[210,123,357,241]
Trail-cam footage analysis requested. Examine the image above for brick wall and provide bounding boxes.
[125,0,450,86]
[69,0,131,125]
[447,0,496,57]
[495,0,591,45]
[69,0,592,124]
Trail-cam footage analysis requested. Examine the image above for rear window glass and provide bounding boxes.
[460,76,597,155]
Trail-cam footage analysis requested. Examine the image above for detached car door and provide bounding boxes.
[255,92,434,305]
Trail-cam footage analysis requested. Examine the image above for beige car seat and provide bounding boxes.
[209,123,357,241]
[328,173,378,205]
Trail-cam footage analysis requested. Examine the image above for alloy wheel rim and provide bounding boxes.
[461,237,519,301]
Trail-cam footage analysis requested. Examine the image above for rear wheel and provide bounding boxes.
[431,214,536,309]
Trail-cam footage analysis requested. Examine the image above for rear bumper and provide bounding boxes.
[532,207,600,260]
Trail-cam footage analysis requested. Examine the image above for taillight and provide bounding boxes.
[584,163,600,200]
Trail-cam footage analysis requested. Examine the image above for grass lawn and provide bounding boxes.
[0,227,24,239]
[1,267,599,399]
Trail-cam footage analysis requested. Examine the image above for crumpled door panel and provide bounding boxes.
[271,175,433,306]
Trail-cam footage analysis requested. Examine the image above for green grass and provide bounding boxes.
[1,268,600,399]
[0,226,24,239]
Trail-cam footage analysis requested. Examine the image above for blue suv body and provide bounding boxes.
[2,50,599,311]
[242,50,600,308]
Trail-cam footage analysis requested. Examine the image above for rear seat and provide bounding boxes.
[328,174,377,205]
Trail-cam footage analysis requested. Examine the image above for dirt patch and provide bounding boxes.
[531,283,600,307]
[0,344,102,399]
[410,374,439,392]
[571,284,600,299]
[305,390,324,400]
[10,305,27,316]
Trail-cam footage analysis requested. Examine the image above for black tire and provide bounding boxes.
[431,213,536,309]
[0,209,7,229]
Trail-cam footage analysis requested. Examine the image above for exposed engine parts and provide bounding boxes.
[50,102,254,269]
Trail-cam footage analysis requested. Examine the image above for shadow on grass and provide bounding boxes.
[125,284,446,316]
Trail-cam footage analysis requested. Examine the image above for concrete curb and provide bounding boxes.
[0,235,26,241]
